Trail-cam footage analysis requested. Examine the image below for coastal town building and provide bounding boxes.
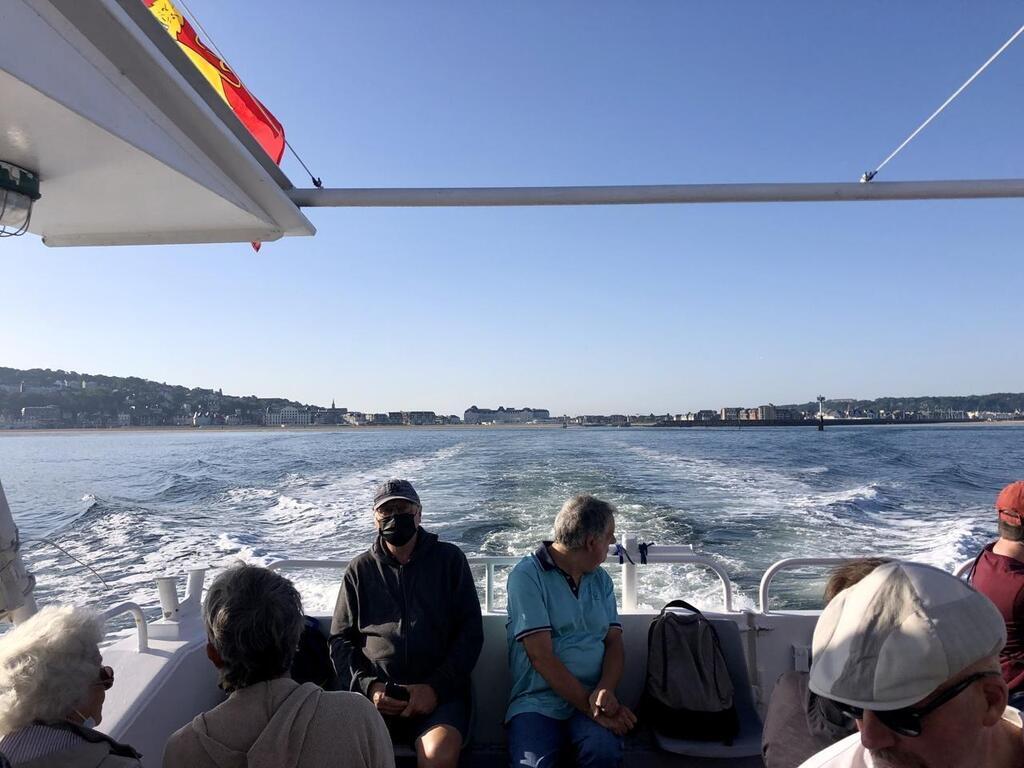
[402,411,436,426]
[263,405,312,427]
[313,402,348,425]
[463,406,551,424]
[78,413,108,428]
[21,405,62,425]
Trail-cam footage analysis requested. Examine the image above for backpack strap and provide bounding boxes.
[966,542,995,585]
[661,599,704,617]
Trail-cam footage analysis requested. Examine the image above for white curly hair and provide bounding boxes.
[0,606,105,735]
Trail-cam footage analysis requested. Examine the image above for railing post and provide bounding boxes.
[184,568,206,610]
[155,577,180,620]
[486,563,494,613]
[621,535,638,611]
[100,602,149,652]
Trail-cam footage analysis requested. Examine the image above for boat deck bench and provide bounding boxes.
[312,611,769,766]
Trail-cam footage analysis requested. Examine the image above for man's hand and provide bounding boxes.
[592,704,637,737]
[589,688,621,719]
[369,682,407,716]
[400,683,438,718]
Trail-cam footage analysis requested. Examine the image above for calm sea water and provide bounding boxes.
[1,425,1021,635]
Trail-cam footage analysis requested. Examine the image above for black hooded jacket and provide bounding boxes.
[329,528,483,703]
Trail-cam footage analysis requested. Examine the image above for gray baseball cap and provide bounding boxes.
[373,479,421,510]
[808,560,1006,710]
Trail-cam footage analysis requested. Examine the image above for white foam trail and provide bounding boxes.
[4,429,1007,632]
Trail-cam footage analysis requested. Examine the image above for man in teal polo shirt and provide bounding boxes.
[505,494,637,768]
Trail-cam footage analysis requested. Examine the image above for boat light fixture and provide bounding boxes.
[0,161,40,238]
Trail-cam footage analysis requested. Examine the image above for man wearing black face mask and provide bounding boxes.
[330,479,483,768]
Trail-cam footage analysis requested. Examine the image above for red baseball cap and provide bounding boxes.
[997,481,1024,525]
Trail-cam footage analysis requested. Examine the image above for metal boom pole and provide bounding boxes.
[288,178,1024,208]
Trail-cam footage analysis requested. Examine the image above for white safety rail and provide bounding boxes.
[101,601,149,652]
[758,557,980,614]
[268,539,736,614]
[759,557,873,614]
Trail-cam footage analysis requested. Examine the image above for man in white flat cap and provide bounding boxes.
[798,561,1024,768]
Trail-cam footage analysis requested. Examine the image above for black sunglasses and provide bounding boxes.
[829,670,1001,737]
[97,665,114,691]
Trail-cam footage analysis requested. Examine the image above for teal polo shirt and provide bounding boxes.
[505,542,621,722]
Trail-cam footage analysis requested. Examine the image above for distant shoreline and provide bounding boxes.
[0,423,565,436]
[0,420,1022,436]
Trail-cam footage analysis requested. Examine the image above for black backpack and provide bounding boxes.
[643,599,739,743]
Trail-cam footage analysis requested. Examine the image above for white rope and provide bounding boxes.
[25,538,109,588]
[862,22,1024,182]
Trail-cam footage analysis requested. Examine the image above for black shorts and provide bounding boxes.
[385,695,471,745]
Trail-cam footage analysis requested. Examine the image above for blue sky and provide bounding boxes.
[3,2,1024,414]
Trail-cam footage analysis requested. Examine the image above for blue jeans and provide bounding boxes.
[507,712,624,768]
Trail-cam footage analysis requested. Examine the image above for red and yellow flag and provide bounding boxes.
[143,0,285,164]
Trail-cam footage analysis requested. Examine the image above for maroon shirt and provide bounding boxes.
[971,542,1024,693]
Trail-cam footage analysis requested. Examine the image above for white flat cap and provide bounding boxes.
[808,561,1006,710]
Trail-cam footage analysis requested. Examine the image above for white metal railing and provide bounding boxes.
[267,557,524,613]
[268,538,736,613]
[101,602,149,652]
[759,557,875,614]
[759,557,982,614]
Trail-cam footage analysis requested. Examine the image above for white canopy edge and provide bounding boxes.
[288,178,1024,207]
[1,0,314,247]
[51,0,315,244]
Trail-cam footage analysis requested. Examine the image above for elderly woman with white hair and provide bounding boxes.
[0,606,142,767]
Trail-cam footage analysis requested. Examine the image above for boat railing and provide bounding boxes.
[268,537,735,613]
[758,558,875,614]
[101,602,149,652]
[760,557,982,614]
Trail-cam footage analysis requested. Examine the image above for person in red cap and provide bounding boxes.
[969,480,1024,708]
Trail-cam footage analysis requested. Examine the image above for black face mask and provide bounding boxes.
[380,513,418,547]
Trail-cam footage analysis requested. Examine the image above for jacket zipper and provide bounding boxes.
[398,564,409,673]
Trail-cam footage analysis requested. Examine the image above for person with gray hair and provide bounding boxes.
[798,561,1023,768]
[505,495,636,768]
[0,605,142,767]
[163,563,394,768]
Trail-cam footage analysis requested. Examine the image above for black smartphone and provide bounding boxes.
[385,682,410,701]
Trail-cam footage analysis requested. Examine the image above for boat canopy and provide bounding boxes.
[0,0,315,247]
